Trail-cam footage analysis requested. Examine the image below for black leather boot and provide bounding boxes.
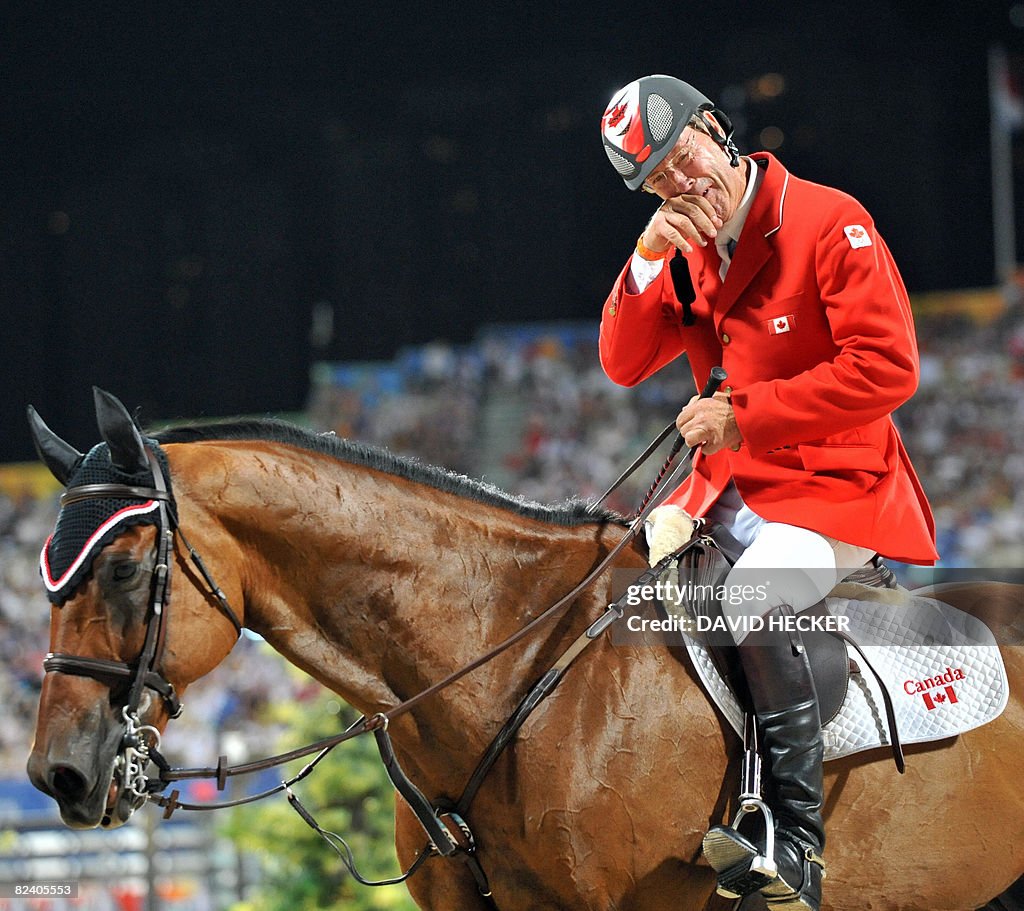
[702,606,826,911]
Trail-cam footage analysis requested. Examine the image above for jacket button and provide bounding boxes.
[721,332,731,345]
[724,385,733,394]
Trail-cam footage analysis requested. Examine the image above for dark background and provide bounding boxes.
[4,1,1023,460]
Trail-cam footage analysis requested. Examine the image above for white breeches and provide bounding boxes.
[709,483,875,643]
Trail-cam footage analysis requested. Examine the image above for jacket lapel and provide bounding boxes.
[714,157,789,323]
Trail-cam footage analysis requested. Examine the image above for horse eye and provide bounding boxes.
[111,562,139,582]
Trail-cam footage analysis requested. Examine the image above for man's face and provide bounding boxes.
[643,125,747,224]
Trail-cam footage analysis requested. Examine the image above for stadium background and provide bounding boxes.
[4,2,1024,908]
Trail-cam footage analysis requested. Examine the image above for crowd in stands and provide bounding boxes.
[0,490,54,780]
[308,307,1024,575]
[903,306,1024,570]
[3,300,1023,781]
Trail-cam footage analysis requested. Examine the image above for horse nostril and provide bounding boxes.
[50,765,88,801]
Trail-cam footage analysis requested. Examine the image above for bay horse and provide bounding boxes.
[25,391,1024,911]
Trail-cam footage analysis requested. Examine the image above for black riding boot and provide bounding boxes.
[702,606,826,911]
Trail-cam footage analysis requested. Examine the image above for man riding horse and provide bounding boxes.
[598,74,938,911]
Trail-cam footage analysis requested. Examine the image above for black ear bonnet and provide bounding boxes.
[40,441,170,605]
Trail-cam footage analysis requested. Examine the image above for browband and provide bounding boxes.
[61,484,174,507]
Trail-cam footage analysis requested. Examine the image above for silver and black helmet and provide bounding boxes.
[600,74,739,190]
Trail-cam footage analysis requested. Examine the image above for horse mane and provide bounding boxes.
[153,418,626,528]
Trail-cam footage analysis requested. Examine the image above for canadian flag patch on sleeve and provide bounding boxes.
[844,224,872,248]
[764,314,796,335]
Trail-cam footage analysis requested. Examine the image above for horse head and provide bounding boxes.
[26,389,242,828]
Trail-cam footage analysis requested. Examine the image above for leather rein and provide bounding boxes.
[41,369,725,899]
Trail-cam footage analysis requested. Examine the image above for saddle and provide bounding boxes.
[658,528,874,727]
[639,528,1009,767]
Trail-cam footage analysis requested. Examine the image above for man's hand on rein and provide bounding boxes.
[675,391,741,455]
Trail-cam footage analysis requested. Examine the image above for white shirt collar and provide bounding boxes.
[719,156,762,248]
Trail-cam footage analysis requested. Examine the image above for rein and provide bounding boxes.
[146,366,725,796]
[43,369,725,901]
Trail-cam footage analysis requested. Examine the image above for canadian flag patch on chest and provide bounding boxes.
[764,314,796,335]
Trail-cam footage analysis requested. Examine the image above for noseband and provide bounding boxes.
[43,447,242,799]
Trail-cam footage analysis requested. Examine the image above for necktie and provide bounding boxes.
[718,237,737,280]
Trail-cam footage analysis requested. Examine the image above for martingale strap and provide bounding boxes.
[452,551,680,819]
[370,719,459,856]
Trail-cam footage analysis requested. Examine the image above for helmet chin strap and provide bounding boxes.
[721,135,741,168]
[697,105,741,168]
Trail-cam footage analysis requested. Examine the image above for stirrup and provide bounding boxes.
[703,818,778,899]
[703,713,778,899]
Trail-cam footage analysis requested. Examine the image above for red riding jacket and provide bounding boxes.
[600,152,937,565]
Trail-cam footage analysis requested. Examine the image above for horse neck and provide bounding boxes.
[168,439,630,775]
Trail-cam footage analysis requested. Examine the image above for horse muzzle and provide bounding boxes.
[27,711,152,829]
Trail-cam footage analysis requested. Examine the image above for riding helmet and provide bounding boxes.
[600,74,739,190]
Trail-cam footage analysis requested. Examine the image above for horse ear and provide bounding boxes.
[93,387,149,474]
[26,406,83,486]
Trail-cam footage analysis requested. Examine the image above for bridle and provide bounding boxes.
[43,448,242,805]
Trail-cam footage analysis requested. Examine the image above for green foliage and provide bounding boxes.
[222,665,418,911]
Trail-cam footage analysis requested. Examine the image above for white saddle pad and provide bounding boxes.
[682,589,1010,761]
